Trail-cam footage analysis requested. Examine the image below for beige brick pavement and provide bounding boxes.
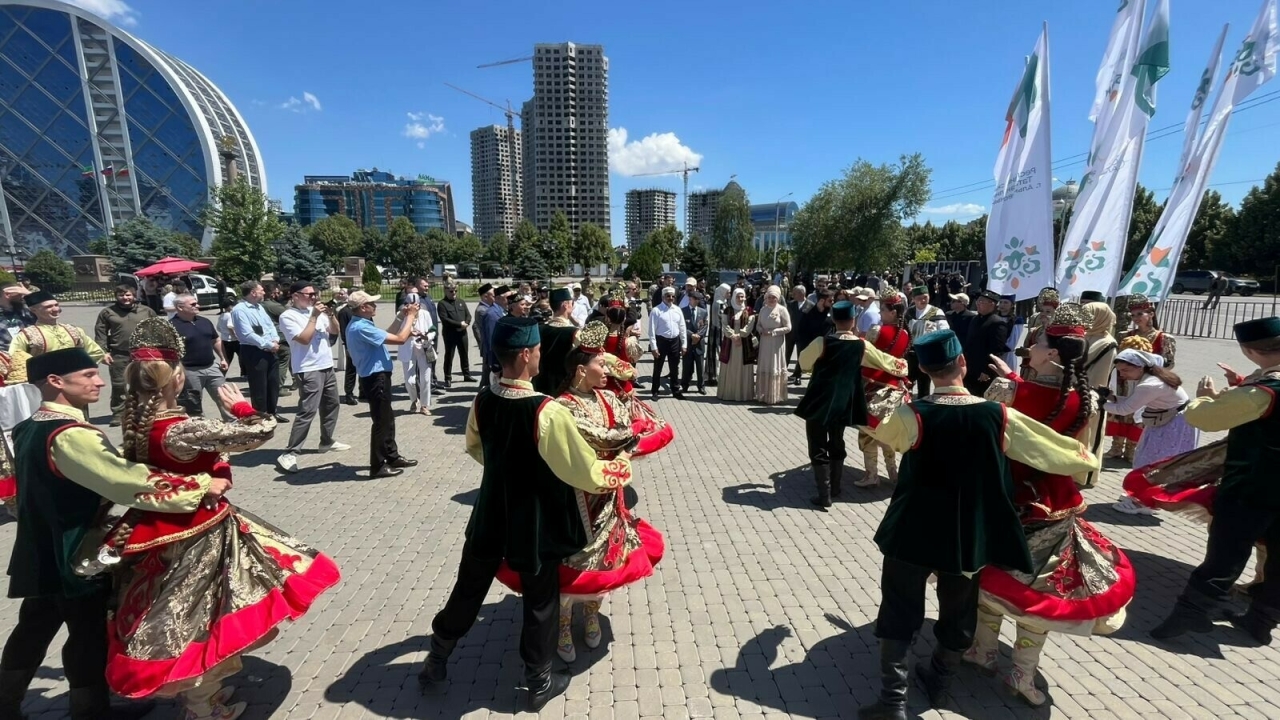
[0,306,1271,719]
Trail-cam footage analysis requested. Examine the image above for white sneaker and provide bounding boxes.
[276,452,298,473]
[1113,496,1154,515]
[318,442,351,453]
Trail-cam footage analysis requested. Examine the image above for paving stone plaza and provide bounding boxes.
[1,303,1276,720]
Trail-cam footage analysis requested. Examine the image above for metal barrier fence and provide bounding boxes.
[1160,298,1275,340]
[57,280,486,305]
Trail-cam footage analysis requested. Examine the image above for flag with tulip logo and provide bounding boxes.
[985,25,1056,300]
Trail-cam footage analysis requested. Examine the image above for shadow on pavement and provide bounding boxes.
[430,403,469,435]
[1084,502,1163,528]
[722,463,887,511]
[228,655,294,720]
[326,595,608,718]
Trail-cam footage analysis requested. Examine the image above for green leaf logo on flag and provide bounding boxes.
[1003,54,1039,145]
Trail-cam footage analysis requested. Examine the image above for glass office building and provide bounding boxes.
[0,0,266,258]
[294,169,456,235]
[751,201,798,251]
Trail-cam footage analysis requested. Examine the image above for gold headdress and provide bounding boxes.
[879,288,906,306]
[1127,293,1154,312]
[1037,287,1060,304]
[128,317,185,361]
[574,321,610,354]
[1044,303,1087,338]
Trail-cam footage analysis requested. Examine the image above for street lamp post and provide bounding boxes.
[772,192,793,275]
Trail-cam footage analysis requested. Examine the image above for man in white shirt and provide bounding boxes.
[570,283,592,327]
[854,287,881,337]
[277,281,350,473]
[648,286,687,400]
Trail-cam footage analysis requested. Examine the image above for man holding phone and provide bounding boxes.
[277,283,351,474]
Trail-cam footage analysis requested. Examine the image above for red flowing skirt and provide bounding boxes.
[1122,439,1226,522]
[496,518,665,597]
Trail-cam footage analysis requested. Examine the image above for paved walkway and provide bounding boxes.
[0,306,1274,719]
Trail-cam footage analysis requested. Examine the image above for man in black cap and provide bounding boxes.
[681,291,709,394]
[856,330,1100,719]
[531,288,578,396]
[795,300,909,509]
[9,291,106,365]
[420,316,634,711]
[480,286,514,387]
[1151,317,1280,644]
[474,283,496,387]
[962,289,1009,396]
[437,283,473,388]
[1,348,228,720]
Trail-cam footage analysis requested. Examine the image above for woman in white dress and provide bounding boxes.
[754,285,792,405]
[717,288,756,402]
[396,291,437,415]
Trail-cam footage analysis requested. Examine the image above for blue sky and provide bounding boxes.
[76,0,1280,245]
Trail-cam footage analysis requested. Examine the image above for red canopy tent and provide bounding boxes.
[134,257,210,277]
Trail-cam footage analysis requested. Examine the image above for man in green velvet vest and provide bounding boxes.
[856,330,1100,720]
[532,288,579,396]
[794,301,909,509]
[1151,317,1280,645]
[421,316,634,711]
[1,349,226,720]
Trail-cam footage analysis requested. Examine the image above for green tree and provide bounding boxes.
[1185,189,1236,271]
[362,260,383,294]
[446,233,486,264]
[24,249,73,292]
[1220,163,1280,277]
[99,217,204,274]
[306,215,362,270]
[680,232,715,283]
[1123,183,1164,273]
[387,217,432,278]
[624,241,664,281]
[790,154,932,272]
[571,223,613,269]
[486,231,511,266]
[512,238,550,282]
[711,186,755,270]
[540,211,573,274]
[643,224,682,265]
[204,177,284,283]
[361,227,392,267]
[274,224,331,286]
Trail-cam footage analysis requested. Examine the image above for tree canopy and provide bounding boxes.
[1220,162,1280,280]
[307,215,362,270]
[625,241,664,281]
[486,232,511,266]
[1122,183,1164,273]
[680,232,715,284]
[204,177,284,283]
[24,249,73,292]
[644,224,682,265]
[571,223,614,269]
[387,217,431,278]
[275,224,331,286]
[96,217,204,274]
[540,211,573,274]
[711,186,754,270]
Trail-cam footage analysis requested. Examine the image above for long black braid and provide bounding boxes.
[1044,334,1097,437]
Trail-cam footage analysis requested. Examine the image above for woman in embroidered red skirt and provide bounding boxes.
[94,319,340,720]
[966,305,1135,707]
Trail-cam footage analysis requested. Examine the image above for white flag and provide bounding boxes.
[1056,0,1169,297]
[1120,0,1278,301]
[1178,25,1230,177]
[1090,0,1148,123]
[986,26,1056,300]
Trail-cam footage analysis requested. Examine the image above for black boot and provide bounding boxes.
[1227,607,1276,646]
[525,666,571,712]
[68,686,153,720]
[1151,595,1215,640]
[810,464,832,510]
[830,462,844,498]
[915,647,961,710]
[0,668,35,720]
[417,651,449,686]
[857,639,910,720]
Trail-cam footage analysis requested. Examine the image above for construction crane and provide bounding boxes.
[444,82,523,230]
[631,163,701,238]
[477,55,533,69]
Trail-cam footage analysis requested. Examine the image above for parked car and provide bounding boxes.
[116,272,234,309]
[1230,276,1260,296]
[442,264,458,278]
[459,262,481,279]
[480,261,504,277]
[1171,270,1258,296]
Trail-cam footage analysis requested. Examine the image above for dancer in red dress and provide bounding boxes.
[497,322,668,662]
[855,290,912,487]
[97,319,340,720]
[965,304,1135,707]
[0,352,16,516]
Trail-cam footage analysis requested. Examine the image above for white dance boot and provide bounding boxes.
[962,608,1001,675]
[855,451,880,488]
[181,682,245,720]
[557,598,576,663]
[883,448,898,484]
[583,600,602,649]
[1004,625,1048,707]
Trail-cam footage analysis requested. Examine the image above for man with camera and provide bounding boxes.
[277,282,350,474]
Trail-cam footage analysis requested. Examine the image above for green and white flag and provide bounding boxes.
[1055,0,1168,298]
[985,25,1055,300]
[1121,0,1277,301]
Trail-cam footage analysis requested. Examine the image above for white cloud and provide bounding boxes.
[280,92,322,113]
[607,128,703,176]
[65,0,138,26]
[921,203,987,217]
[403,112,445,148]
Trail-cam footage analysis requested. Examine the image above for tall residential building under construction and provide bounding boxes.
[469,124,522,240]
[625,188,676,250]
[521,42,611,236]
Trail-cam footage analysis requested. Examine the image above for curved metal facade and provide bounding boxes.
[0,0,265,258]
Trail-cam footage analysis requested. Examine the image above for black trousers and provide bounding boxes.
[223,341,240,376]
[785,334,798,378]
[431,547,560,675]
[443,332,471,381]
[0,590,107,689]
[908,352,931,397]
[705,326,722,382]
[359,371,400,471]
[1184,499,1280,615]
[804,421,847,468]
[239,344,280,415]
[652,336,681,397]
[342,348,358,399]
[681,348,704,391]
[875,556,979,652]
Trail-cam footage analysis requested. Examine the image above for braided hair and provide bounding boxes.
[1043,333,1097,437]
[120,358,182,463]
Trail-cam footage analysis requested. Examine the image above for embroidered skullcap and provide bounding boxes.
[128,316,185,361]
[494,285,514,297]
[909,286,928,298]
[25,290,55,307]
[1235,317,1280,343]
[1127,293,1154,312]
[493,315,540,349]
[574,321,609,354]
[27,347,96,381]
[832,301,856,322]
[914,330,963,367]
[977,289,1001,303]
[1044,303,1087,338]
[550,288,573,306]
[1080,290,1106,303]
[1116,348,1165,369]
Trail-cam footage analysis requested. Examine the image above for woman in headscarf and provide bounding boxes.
[968,304,1134,707]
[754,285,792,405]
[496,323,667,663]
[718,288,756,402]
[1078,301,1118,487]
[1106,294,1177,462]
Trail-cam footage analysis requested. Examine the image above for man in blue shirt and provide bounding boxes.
[345,290,419,478]
[480,286,513,387]
[230,280,287,421]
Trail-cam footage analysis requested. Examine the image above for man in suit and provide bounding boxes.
[787,285,813,385]
[681,291,709,395]
[945,293,976,340]
[962,289,1009,396]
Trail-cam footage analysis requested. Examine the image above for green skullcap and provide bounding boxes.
[914,330,963,367]
[493,316,541,349]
